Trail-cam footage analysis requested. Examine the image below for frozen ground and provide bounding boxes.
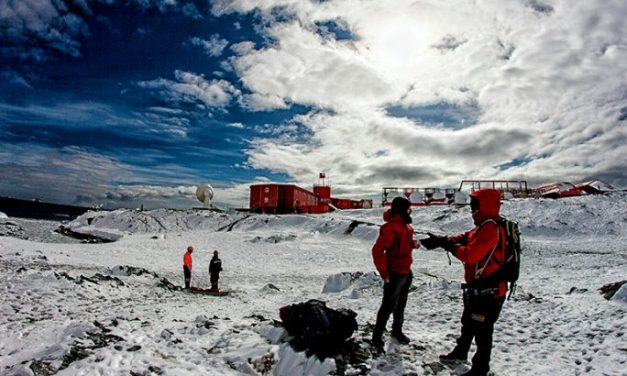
[1,193,626,375]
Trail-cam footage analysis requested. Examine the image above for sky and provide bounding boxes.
[1,0,626,209]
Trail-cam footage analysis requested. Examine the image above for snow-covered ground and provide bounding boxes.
[1,193,626,375]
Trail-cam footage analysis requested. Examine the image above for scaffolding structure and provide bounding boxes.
[458,180,529,197]
[382,187,457,206]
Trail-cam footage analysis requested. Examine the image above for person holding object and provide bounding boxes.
[371,197,421,351]
[209,250,223,291]
[420,188,507,376]
[183,245,193,289]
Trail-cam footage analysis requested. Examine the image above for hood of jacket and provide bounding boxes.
[470,188,501,224]
[383,209,405,224]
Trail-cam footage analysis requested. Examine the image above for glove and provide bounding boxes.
[442,238,457,253]
[419,233,448,250]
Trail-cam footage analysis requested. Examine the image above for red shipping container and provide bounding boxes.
[250,184,280,212]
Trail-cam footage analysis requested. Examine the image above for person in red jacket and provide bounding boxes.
[371,197,421,350]
[183,245,193,289]
[422,188,507,376]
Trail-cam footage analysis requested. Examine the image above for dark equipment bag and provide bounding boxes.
[279,299,358,358]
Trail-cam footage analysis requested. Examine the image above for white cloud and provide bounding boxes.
[189,34,229,57]
[231,21,399,111]
[139,70,241,109]
[214,0,627,189]
[102,185,196,201]
[239,93,288,111]
[230,41,255,55]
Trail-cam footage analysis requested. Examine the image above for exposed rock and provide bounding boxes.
[599,280,627,300]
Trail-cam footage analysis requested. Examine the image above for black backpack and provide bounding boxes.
[279,299,358,358]
[496,218,522,298]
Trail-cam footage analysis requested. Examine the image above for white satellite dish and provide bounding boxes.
[196,183,214,208]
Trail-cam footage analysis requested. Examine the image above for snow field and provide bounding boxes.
[1,193,626,375]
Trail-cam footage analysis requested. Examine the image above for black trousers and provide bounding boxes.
[210,273,219,290]
[183,266,191,289]
[373,271,413,337]
[454,288,505,373]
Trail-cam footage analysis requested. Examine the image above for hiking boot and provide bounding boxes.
[391,331,410,344]
[371,336,385,351]
[439,350,468,363]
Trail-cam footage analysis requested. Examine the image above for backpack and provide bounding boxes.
[500,218,521,282]
[494,218,521,299]
[476,217,521,299]
[279,299,358,358]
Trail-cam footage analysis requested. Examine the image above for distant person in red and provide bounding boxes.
[209,250,223,291]
[371,197,421,350]
[422,188,507,376]
[183,245,193,289]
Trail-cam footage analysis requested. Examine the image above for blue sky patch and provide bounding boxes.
[315,20,354,41]
[386,101,480,129]
[497,156,533,171]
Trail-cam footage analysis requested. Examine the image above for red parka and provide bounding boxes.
[448,188,507,297]
[183,252,192,271]
[372,210,417,280]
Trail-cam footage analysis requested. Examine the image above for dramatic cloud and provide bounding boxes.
[0,100,190,137]
[0,144,131,205]
[2,0,626,209]
[0,0,204,62]
[230,21,399,111]
[0,143,242,209]
[217,0,627,190]
[0,0,89,60]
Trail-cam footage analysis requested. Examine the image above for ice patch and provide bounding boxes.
[349,272,383,298]
[258,324,288,344]
[354,271,382,290]
[323,271,381,297]
[221,345,275,375]
[322,272,354,293]
[610,283,627,303]
[276,343,336,376]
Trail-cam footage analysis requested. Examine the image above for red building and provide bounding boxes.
[249,184,372,214]
[332,198,374,210]
[534,182,583,199]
